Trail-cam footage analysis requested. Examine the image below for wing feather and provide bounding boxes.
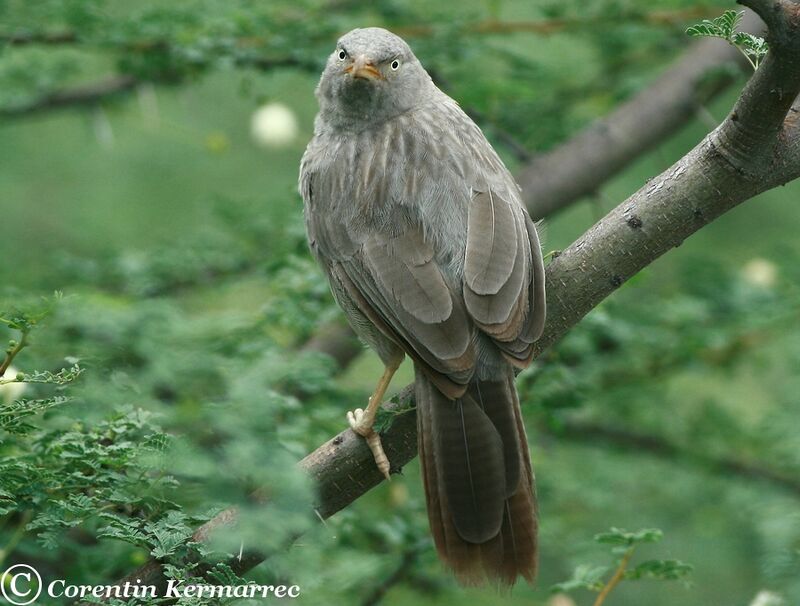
[327,227,476,396]
[523,214,547,343]
[365,231,452,323]
[464,190,518,295]
[462,189,546,367]
[464,205,528,329]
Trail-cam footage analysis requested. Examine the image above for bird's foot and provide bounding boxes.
[347,407,391,481]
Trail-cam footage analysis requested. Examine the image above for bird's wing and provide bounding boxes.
[328,228,476,397]
[463,188,546,368]
[420,96,545,367]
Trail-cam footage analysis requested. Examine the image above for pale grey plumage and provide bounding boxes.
[299,27,545,585]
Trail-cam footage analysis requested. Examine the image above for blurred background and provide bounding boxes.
[1,1,799,605]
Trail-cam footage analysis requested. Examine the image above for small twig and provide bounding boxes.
[593,547,634,606]
[0,57,316,118]
[1,31,78,46]
[0,329,29,378]
[739,48,758,71]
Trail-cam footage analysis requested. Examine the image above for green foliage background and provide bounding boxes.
[1,1,799,605]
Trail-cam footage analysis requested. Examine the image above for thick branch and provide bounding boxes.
[0,75,137,117]
[719,2,800,169]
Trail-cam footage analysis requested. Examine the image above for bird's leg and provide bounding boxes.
[347,354,403,481]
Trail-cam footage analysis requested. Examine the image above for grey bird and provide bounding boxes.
[299,27,546,585]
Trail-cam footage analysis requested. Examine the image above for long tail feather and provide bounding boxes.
[416,365,537,585]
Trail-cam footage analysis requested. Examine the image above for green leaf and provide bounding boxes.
[686,10,768,69]
[0,294,60,332]
[145,510,195,559]
[373,400,416,434]
[1,364,84,386]
[686,23,719,38]
[551,564,609,594]
[0,396,73,434]
[595,527,663,546]
[97,513,149,547]
[625,559,693,581]
[686,10,742,40]
[733,32,769,60]
[717,9,743,38]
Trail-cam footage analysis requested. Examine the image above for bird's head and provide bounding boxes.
[316,27,433,130]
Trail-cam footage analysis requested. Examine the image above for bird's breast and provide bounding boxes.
[315,115,471,231]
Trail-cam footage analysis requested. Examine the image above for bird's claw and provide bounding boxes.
[346,407,371,436]
[347,408,391,481]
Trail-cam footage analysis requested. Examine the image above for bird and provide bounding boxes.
[299,27,546,585]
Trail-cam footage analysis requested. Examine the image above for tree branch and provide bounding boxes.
[0,31,78,45]
[543,419,800,496]
[0,53,319,118]
[518,10,763,218]
[0,75,137,117]
[739,0,794,36]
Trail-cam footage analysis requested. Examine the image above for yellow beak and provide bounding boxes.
[345,56,382,81]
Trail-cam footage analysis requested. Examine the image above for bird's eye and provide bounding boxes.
[337,49,347,61]
[390,59,400,70]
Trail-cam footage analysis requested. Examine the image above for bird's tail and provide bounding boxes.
[415,365,537,586]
